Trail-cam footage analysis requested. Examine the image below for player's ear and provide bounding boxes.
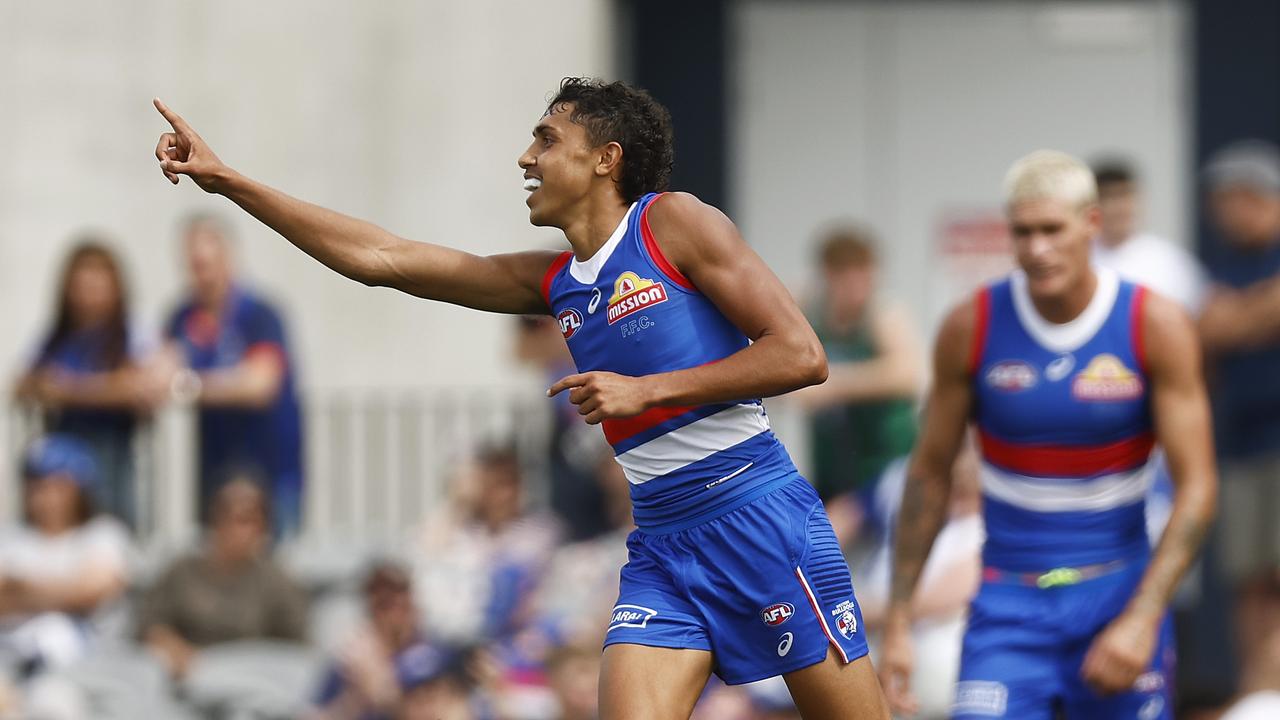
[596,141,623,178]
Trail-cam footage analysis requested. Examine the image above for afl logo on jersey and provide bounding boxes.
[760,602,794,627]
[985,360,1038,391]
[557,308,583,339]
[1072,354,1143,401]
[607,271,669,325]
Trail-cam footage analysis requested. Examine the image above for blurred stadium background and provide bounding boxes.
[0,1,1275,718]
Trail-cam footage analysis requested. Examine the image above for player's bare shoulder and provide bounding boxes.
[933,294,982,382]
[1138,287,1201,375]
[642,192,742,268]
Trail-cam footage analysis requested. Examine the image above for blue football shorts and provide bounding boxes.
[953,559,1175,719]
[604,476,869,685]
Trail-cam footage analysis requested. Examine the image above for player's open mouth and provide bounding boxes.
[523,178,542,192]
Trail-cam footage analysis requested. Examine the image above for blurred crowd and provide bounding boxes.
[3,138,1280,719]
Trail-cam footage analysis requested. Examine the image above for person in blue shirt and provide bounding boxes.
[14,239,164,527]
[165,213,304,537]
[1197,139,1280,697]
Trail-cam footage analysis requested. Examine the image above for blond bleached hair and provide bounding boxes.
[1003,150,1098,210]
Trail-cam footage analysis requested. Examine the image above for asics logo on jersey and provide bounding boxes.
[985,360,1039,391]
[608,271,669,324]
[759,602,794,626]
[1072,354,1143,401]
[588,287,602,314]
[1045,353,1075,382]
[557,308,584,339]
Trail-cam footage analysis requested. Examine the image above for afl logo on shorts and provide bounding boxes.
[759,602,794,626]
[607,271,668,325]
[985,360,1038,392]
[557,308,583,339]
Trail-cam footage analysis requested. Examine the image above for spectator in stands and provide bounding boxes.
[544,643,599,720]
[409,445,560,647]
[514,315,611,541]
[165,213,304,536]
[1198,139,1280,696]
[139,476,307,679]
[855,444,983,720]
[791,224,922,544]
[1091,158,1208,313]
[0,436,132,678]
[312,561,441,720]
[14,239,165,526]
[394,645,476,720]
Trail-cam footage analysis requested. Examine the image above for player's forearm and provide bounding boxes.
[888,471,951,620]
[216,168,412,289]
[1125,480,1215,621]
[644,332,826,407]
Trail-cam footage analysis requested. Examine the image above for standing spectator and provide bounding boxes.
[138,476,308,679]
[312,562,442,720]
[792,225,922,542]
[513,315,610,541]
[14,239,163,526]
[1091,158,1208,313]
[165,213,304,536]
[1198,139,1280,696]
[0,436,132,679]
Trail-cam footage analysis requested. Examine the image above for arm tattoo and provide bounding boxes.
[1129,506,1211,617]
[890,472,951,607]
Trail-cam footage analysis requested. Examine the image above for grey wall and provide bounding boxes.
[733,1,1188,336]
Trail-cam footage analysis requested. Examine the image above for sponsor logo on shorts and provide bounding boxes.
[760,602,795,627]
[557,308,583,339]
[607,272,668,325]
[1072,353,1143,401]
[776,632,793,657]
[952,681,1009,717]
[985,360,1038,391]
[607,604,657,632]
[1133,670,1165,694]
[830,601,858,638]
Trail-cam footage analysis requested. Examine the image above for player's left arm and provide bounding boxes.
[548,193,826,422]
[1081,292,1218,695]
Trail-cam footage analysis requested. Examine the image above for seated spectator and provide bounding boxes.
[543,643,599,720]
[138,476,307,678]
[312,561,441,720]
[0,436,131,679]
[14,240,165,526]
[410,445,560,646]
[394,645,477,720]
[855,446,984,720]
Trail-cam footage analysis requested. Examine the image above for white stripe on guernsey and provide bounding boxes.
[1010,266,1119,352]
[794,567,850,664]
[616,403,770,485]
[980,460,1154,513]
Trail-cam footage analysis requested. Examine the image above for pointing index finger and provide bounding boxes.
[153,97,191,133]
[547,373,588,397]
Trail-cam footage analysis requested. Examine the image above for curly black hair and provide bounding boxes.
[547,77,674,202]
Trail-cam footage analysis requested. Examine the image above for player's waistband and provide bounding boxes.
[981,554,1144,589]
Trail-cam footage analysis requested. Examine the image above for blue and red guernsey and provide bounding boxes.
[971,268,1155,571]
[542,192,798,532]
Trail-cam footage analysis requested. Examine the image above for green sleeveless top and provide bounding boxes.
[808,307,918,499]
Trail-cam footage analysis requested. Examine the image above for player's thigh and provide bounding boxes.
[782,648,889,720]
[598,643,713,720]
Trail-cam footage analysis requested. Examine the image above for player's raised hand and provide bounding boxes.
[547,371,650,424]
[153,98,228,192]
[1080,609,1159,696]
[877,614,919,716]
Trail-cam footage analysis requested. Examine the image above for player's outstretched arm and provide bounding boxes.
[1081,293,1218,695]
[153,99,555,315]
[877,300,975,716]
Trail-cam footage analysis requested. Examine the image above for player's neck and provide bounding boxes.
[561,195,632,261]
[1030,270,1098,324]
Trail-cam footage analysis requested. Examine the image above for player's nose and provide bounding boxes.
[517,148,535,170]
